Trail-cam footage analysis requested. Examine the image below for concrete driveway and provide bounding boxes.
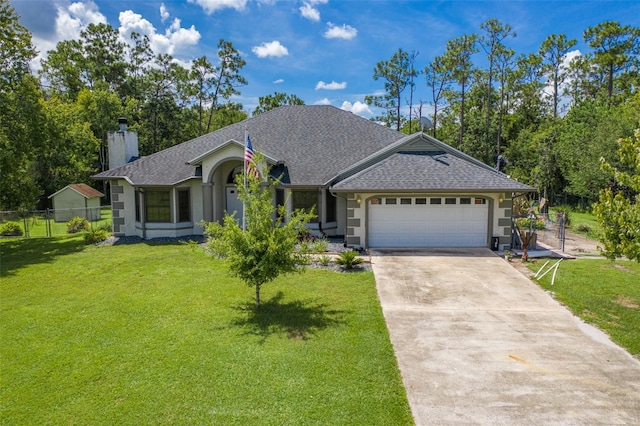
[370,248,640,425]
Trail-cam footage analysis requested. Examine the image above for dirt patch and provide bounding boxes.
[616,296,639,309]
[536,228,601,256]
[611,263,636,273]
[507,259,537,278]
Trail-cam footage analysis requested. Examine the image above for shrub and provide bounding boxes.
[297,239,312,254]
[318,254,332,266]
[66,217,90,234]
[84,229,109,244]
[576,224,591,234]
[335,250,363,270]
[515,217,546,230]
[0,221,23,237]
[310,238,329,253]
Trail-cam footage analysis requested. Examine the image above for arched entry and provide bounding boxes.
[226,166,244,226]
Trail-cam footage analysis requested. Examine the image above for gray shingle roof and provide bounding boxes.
[331,150,535,192]
[93,105,403,186]
[93,105,535,193]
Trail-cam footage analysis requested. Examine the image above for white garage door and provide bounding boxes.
[368,196,488,248]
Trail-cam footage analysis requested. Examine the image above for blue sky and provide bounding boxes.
[11,0,640,117]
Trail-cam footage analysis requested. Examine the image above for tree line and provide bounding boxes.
[1,0,638,213]
[1,0,297,210]
[366,19,639,208]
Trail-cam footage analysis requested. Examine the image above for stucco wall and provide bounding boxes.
[110,179,206,239]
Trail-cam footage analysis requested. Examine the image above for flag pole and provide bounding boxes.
[243,128,247,231]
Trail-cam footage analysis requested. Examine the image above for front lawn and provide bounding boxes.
[531,258,640,358]
[1,237,412,425]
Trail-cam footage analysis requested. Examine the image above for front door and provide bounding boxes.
[226,187,243,226]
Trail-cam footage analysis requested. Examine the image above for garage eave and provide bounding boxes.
[331,187,536,194]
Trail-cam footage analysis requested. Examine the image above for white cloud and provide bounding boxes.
[273,78,284,84]
[299,0,328,20]
[340,101,372,116]
[29,1,200,72]
[314,98,332,105]
[252,41,289,58]
[160,4,170,23]
[29,0,106,70]
[167,19,201,48]
[324,22,357,40]
[118,11,200,56]
[188,0,247,15]
[315,80,347,90]
[172,57,194,70]
[55,1,106,40]
[299,3,320,22]
[67,1,106,25]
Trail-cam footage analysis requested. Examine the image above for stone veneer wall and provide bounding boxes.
[110,182,126,236]
[345,192,362,247]
[497,193,513,250]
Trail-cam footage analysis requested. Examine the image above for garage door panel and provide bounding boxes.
[369,197,488,248]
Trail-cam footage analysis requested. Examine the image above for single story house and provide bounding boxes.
[48,183,104,222]
[93,105,535,250]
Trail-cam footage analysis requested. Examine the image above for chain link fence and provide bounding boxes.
[0,206,111,238]
[512,212,567,252]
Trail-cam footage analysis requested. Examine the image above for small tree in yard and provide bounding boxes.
[593,129,640,262]
[204,167,314,306]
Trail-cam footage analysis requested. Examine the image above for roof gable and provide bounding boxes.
[331,134,535,193]
[187,139,278,165]
[330,133,496,185]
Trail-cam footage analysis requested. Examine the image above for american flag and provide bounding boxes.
[244,133,260,179]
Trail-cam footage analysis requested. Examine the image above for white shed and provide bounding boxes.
[48,184,104,222]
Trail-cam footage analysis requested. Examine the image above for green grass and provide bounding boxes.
[530,258,640,358]
[0,237,412,425]
[1,208,112,238]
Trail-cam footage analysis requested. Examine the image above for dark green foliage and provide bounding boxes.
[84,229,110,244]
[204,163,314,306]
[0,221,23,237]
[365,48,419,130]
[253,92,304,115]
[335,250,364,270]
[66,217,90,234]
[593,129,640,261]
